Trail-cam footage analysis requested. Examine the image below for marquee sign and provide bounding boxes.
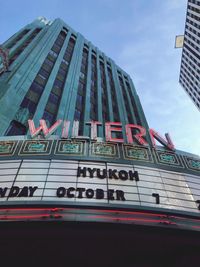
[0,159,199,215]
[28,120,175,150]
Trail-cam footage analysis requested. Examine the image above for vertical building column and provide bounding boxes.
[96,50,104,138]
[59,33,84,136]
[121,75,137,124]
[127,76,152,145]
[110,61,128,141]
[103,57,114,122]
[83,45,92,136]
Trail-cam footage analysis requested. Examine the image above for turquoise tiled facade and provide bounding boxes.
[0,17,150,143]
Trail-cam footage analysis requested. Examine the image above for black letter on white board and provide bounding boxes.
[152,193,160,204]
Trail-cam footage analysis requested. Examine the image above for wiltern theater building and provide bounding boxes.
[0,17,200,266]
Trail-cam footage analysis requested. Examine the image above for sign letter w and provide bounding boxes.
[28,119,62,138]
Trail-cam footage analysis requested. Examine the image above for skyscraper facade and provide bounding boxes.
[179,0,200,110]
[0,17,200,266]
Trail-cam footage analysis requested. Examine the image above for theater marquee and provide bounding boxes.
[0,158,199,214]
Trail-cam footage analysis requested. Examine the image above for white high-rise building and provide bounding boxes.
[179,0,200,110]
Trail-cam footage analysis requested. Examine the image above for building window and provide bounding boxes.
[21,97,37,114]
[74,109,81,120]
[6,120,27,136]
[48,93,59,105]
[43,111,55,126]
[29,82,43,94]
[38,68,49,79]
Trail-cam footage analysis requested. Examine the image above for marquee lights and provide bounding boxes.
[28,119,175,150]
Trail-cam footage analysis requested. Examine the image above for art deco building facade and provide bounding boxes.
[0,17,200,266]
[0,17,149,141]
[179,0,200,110]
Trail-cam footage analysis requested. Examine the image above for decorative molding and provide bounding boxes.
[19,140,52,156]
[154,150,184,168]
[183,156,200,172]
[90,142,119,158]
[123,144,153,162]
[55,140,86,156]
[0,141,18,156]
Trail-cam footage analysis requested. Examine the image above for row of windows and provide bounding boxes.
[186,16,200,32]
[188,0,200,8]
[185,36,200,53]
[6,29,30,49]
[182,45,200,69]
[73,51,137,129]
[108,70,122,139]
[180,65,199,94]
[6,30,67,136]
[185,29,200,48]
[180,75,200,108]
[180,72,199,100]
[188,3,200,14]
[182,54,200,77]
[8,28,41,66]
[184,42,200,62]
[81,46,103,62]
[187,10,200,23]
[180,64,199,92]
[117,70,129,83]
[125,81,142,126]
[1,28,40,77]
[118,69,141,125]
[107,69,120,122]
[181,55,200,85]
[100,62,110,123]
[26,31,67,119]
[185,26,200,50]
[74,47,88,135]
[119,76,134,124]
[43,37,76,126]
[181,62,200,90]
[90,56,98,121]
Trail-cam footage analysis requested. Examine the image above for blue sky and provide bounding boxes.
[0,0,200,155]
